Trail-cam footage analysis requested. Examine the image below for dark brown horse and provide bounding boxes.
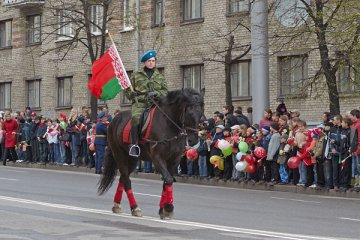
[98,88,205,219]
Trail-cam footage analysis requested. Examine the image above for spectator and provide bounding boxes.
[340,117,352,190]
[2,111,19,165]
[350,109,360,189]
[278,134,289,184]
[259,108,273,128]
[223,105,238,128]
[36,116,48,165]
[234,107,250,127]
[266,123,281,184]
[329,115,343,191]
[246,107,253,125]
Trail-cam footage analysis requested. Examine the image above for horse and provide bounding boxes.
[98,88,205,219]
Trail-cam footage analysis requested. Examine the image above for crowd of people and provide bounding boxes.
[0,106,114,174]
[2,103,360,192]
[179,104,360,192]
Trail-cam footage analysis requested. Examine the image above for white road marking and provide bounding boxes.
[313,195,360,201]
[134,192,160,198]
[340,217,360,222]
[0,195,346,240]
[0,177,19,181]
[1,169,28,173]
[271,197,321,204]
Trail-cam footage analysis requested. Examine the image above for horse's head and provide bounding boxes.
[180,88,205,146]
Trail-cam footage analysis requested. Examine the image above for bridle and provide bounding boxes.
[144,97,201,147]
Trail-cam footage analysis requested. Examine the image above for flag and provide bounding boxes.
[88,44,131,100]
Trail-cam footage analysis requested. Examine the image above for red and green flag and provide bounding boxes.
[88,44,131,100]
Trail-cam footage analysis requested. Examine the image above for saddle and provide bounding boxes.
[123,106,157,144]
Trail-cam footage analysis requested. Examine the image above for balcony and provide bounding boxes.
[2,0,45,8]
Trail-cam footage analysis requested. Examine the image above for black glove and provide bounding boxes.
[130,92,138,98]
[147,92,158,98]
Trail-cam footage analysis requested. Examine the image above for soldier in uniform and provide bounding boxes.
[94,112,108,174]
[126,50,168,157]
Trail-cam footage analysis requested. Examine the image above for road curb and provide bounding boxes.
[4,162,360,199]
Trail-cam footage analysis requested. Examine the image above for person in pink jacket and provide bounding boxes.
[2,111,18,165]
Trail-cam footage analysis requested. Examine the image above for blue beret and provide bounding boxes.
[141,50,156,62]
[97,112,105,119]
[262,126,271,132]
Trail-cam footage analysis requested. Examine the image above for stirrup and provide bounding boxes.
[129,144,141,157]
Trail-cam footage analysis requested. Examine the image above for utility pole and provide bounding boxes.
[250,0,269,124]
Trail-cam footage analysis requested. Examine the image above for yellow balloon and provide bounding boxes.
[210,155,221,164]
[218,158,224,170]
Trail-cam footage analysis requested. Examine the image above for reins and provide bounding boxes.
[143,97,199,148]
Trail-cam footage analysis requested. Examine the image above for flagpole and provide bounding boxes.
[107,32,135,93]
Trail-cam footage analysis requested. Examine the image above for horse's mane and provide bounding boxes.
[159,88,203,107]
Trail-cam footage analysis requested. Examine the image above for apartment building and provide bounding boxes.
[0,0,358,121]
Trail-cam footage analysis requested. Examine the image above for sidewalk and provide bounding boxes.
[4,161,360,199]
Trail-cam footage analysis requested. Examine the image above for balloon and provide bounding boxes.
[218,139,231,150]
[60,121,67,130]
[210,155,222,164]
[238,141,249,153]
[89,143,95,151]
[254,147,267,159]
[186,149,199,161]
[244,154,256,164]
[246,164,256,174]
[222,147,233,157]
[287,156,301,169]
[236,152,245,161]
[217,158,224,170]
[235,161,248,172]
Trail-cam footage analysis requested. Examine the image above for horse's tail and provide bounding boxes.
[98,146,117,195]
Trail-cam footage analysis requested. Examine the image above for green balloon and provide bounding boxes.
[222,147,233,157]
[238,141,248,153]
[60,122,67,130]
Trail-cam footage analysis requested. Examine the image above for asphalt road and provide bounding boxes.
[0,166,359,240]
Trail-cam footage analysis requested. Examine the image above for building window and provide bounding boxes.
[58,10,74,39]
[154,0,164,26]
[121,71,132,105]
[0,82,11,110]
[89,5,103,35]
[27,80,41,109]
[124,0,136,31]
[27,15,41,45]
[228,0,250,14]
[279,55,308,96]
[183,0,202,21]
[0,20,12,48]
[231,61,251,97]
[338,63,360,93]
[183,65,204,91]
[57,77,72,107]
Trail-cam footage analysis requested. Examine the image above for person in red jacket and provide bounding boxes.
[350,109,360,188]
[2,111,18,165]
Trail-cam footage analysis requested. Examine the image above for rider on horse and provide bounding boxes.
[125,50,168,157]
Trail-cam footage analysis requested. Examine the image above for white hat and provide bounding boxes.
[215,125,225,130]
[230,125,240,130]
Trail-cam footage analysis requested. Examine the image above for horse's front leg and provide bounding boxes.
[159,181,174,220]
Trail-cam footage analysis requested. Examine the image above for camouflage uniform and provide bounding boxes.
[126,68,168,126]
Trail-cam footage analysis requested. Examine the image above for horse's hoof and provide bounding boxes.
[112,203,122,214]
[161,204,174,219]
[131,207,143,217]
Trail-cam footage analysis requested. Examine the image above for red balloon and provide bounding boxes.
[246,164,256,174]
[244,154,256,164]
[287,156,301,169]
[254,147,267,159]
[186,149,199,161]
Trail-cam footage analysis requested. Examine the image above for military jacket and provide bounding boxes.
[125,68,168,103]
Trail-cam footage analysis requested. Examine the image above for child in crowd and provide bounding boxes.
[278,134,289,184]
[266,123,281,184]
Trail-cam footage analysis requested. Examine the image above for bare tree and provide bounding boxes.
[272,0,360,114]
[38,0,119,120]
[203,22,251,107]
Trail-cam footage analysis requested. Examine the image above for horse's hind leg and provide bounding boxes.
[112,175,124,214]
[123,157,143,217]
